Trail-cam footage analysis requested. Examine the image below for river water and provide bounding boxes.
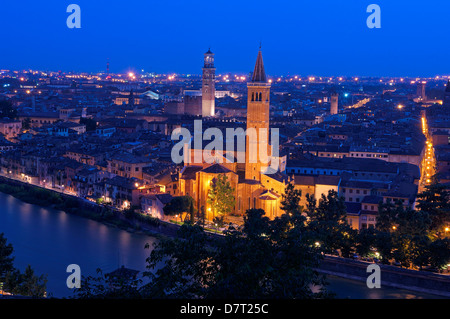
[0,192,444,299]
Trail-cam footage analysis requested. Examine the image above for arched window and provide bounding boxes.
[259,92,262,101]
[251,92,254,101]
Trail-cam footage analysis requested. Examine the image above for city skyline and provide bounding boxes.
[1,0,449,303]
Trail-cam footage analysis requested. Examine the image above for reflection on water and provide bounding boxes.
[0,192,156,297]
[0,192,446,299]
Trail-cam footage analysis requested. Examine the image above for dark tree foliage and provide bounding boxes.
[0,232,15,281]
[0,233,47,297]
[3,265,47,298]
[141,207,332,299]
[163,195,195,221]
[72,188,334,299]
[305,190,357,258]
[416,182,450,238]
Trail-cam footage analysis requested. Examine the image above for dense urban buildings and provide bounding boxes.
[0,48,449,233]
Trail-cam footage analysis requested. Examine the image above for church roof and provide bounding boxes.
[251,49,267,83]
[200,163,232,174]
[205,48,213,54]
[180,165,203,180]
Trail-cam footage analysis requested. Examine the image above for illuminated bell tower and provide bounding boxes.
[202,48,215,117]
[245,47,271,181]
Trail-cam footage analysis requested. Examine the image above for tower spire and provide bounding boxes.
[251,47,266,83]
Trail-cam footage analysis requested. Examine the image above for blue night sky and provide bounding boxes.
[0,0,449,77]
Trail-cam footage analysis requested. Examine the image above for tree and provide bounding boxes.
[0,232,15,282]
[0,100,18,119]
[373,230,394,264]
[305,190,356,258]
[355,227,377,258]
[198,205,206,228]
[380,203,432,268]
[74,206,333,299]
[188,199,195,223]
[376,201,398,232]
[163,195,194,223]
[74,268,142,299]
[4,265,47,298]
[428,238,450,270]
[416,182,450,239]
[206,174,236,222]
[280,183,303,217]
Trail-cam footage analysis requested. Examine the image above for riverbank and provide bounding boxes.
[0,176,226,242]
[0,176,174,241]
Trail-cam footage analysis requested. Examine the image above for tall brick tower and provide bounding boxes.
[330,92,338,115]
[245,47,271,181]
[202,48,215,117]
[417,81,427,101]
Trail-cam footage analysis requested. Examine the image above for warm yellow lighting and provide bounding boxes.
[128,72,134,77]
[392,226,396,230]
[135,183,139,188]
[445,227,449,232]
[397,104,403,109]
